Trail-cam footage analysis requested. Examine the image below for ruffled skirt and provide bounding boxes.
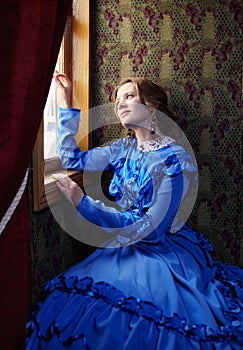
[26,226,243,349]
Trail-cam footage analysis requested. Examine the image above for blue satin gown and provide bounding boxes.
[26,107,243,349]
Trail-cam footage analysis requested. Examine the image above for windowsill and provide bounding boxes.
[41,169,88,211]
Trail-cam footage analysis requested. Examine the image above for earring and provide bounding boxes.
[126,128,132,145]
[127,128,132,139]
[150,112,156,134]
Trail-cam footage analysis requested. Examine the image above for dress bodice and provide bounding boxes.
[99,137,197,245]
[109,137,176,214]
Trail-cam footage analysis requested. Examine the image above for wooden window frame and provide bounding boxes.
[32,0,90,211]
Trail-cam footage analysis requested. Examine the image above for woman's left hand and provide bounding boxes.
[52,173,84,207]
[53,70,72,108]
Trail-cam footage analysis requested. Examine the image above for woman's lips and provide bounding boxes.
[120,110,130,117]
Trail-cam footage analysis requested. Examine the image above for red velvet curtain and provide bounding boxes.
[0,1,72,348]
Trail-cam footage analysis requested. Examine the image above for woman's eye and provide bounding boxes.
[127,94,134,99]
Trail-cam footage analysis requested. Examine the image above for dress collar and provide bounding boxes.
[137,136,175,152]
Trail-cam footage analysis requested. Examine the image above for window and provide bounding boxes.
[43,53,62,161]
[32,0,90,211]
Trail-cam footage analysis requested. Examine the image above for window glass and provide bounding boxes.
[44,54,62,160]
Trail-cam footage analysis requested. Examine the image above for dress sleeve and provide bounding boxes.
[77,147,192,245]
[57,107,112,171]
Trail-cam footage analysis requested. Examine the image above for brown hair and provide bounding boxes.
[112,77,177,122]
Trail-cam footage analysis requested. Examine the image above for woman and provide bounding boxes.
[26,73,243,349]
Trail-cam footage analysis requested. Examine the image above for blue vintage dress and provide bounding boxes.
[26,108,243,349]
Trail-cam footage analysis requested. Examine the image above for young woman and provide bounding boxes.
[26,73,243,349]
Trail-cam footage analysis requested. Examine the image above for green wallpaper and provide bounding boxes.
[90,0,242,265]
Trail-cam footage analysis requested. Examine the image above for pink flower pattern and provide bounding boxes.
[185,3,203,31]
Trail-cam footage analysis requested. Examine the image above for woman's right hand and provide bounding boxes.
[53,70,72,108]
[52,173,84,208]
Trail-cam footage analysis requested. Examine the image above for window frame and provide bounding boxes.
[32,0,90,211]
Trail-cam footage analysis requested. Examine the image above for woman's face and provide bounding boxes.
[115,82,152,130]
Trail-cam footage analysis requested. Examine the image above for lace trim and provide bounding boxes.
[137,135,175,153]
[27,274,243,346]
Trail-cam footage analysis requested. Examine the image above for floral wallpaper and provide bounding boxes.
[90,0,243,265]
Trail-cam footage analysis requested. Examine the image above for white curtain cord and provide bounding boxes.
[0,168,29,236]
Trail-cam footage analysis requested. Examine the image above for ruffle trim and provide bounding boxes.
[27,274,243,347]
[213,261,243,315]
[169,225,213,253]
[27,318,91,349]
